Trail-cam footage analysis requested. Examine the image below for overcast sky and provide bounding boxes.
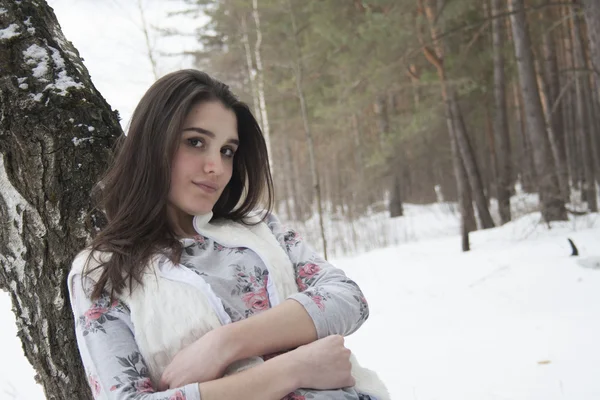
[47,0,201,128]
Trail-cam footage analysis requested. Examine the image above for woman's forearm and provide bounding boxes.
[220,299,317,363]
[198,351,299,400]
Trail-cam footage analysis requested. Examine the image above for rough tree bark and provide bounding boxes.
[0,1,121,399]
[508,0,567,222]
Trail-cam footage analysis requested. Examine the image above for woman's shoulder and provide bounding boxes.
[70,248,113,280]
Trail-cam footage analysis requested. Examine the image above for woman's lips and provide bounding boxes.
[194,182,218,193]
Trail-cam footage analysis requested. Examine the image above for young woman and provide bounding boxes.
[68,69,389,400]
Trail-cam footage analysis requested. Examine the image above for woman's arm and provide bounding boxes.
[68,274,201,400]
[215,214,370,364]
[198,335,354,400]
[196,350,298,400]
[269,213,370,339]
[216,299,318,365]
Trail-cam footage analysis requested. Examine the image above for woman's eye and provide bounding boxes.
[187,138,204,148]
[222,147,235,157]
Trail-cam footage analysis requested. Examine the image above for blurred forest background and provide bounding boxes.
[149,0,600,256]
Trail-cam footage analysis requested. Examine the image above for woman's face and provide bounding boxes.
[167,100,239,230]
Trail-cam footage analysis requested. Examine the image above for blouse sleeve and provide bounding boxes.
[266,214,370,339]
[68,274,202,400]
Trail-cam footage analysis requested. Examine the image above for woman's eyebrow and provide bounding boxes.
[182,127,239,145]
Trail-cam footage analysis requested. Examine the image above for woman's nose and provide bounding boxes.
[203,152,223,175]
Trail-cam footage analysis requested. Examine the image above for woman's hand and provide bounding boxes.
[158,328,234,390]
[287,334,355,390]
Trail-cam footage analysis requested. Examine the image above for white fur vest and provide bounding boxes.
[69,213,390,399]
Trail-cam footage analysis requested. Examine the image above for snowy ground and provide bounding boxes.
[1,205,599,399]
[342,211,600,400]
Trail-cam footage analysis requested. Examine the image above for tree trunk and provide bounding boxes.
[0,1,121,398]
[508,0,567,221]
[420,0,491,251]
[351,112,366,210]
[451,94,496,228]
[287,0,328,259]
[540,0,570,201]
[279,109,297,220]
[582,0,600,91]
[241,15,262,126]
[561,5,580,189]
[512,82,536,192]
[570,8,598,211]
[251,0,272,164]
[389,174,404,218]
[536,57,570,202]
[491,0,512,224]
[374,94,388,149]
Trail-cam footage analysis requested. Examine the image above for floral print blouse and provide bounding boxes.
[69,214,371,399]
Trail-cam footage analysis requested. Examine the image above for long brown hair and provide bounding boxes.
[86,69,273,299]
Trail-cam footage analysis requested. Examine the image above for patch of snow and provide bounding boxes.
[72,136,94,146]
[47,70,84,95]
[0,24,21,40]
[24,17,35,34]
[88,126,95,132]
[48,46,65,69]
[23,44,49,80]
[0,8,7,15]
[19,83,29,90]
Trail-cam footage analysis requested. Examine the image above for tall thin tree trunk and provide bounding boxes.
[582,0,600,92]
[251,0,272,163]
[561,5,580,189]
[374,94,389,150]
[241,15,262,126]
[512,82,535,192]
[451,94,496,228]
[508,0,567,221]
[279,107,297,220]
[536,58,570,201]
[422,2,494,226]
[0,1,121,398]
[571,8,598,211]
[491,0,512,223]
[287,0,328,259]
[137,0,159,81]
[288,136,306,220]
[419,0,479,249]
[351,112,366,210]
[540,1,570,201]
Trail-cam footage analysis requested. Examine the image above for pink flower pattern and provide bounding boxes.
[88,374,101,398]
[242,288,270,311]
[299,263,321,278]
[135,378,154,393]
[79,294,126,335]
